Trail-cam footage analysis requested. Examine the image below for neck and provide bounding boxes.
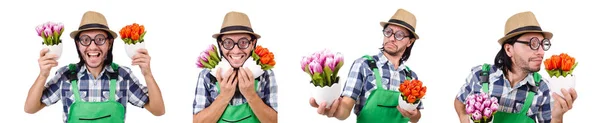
[504,66,528,88]
[86,64,104,79]
[382,51,403,70]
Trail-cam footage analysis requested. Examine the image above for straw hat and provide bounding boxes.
[498,11,553,45]
[380,9,419,39]
[69,11,118,39]
[212,11,261,39]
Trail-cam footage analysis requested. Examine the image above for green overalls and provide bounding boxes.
[215,80,260,123]
[66,63,125,123]
[480,64,540,123]
[356,55,413,123]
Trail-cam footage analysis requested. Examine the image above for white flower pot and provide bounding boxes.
[398,96,420,111]
[547,75,576,99]
[125,41,145,59]
[44,43,62,60]
[311,83,342,108]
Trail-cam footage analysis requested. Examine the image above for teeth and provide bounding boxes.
[231,56,242,60]
[87,53,100,57]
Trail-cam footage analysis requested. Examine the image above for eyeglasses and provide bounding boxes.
[515,37,551,51]
[78,34,107,46]
[383,28,409,41]
[220,38,252,50]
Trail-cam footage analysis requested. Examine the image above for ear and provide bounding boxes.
[503,43,513,57]
[407,38,416,47]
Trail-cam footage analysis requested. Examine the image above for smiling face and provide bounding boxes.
[218,33,256,68]
[505,32,546,72]
[76,30,113,69]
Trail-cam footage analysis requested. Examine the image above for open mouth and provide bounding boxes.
[87,52,102,58]
[229,54,246,61]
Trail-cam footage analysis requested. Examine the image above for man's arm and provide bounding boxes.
[246,93,277,122]
[193,69,236,123]
[246,70,277,122]
[193,94,232,123]
[334,96,356,120]
[142,74,165,116]
[455,98,470,123]
[24,74,50,114]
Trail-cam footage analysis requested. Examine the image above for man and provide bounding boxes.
[24,11,165,123]
[310,8,423,123]
[454,11,577,123]
[192,11,278,123]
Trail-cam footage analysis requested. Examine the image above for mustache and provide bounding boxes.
[383,42,397,47]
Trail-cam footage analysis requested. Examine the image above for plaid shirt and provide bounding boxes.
[456,64,552,123]
[41,64,150,123]
[192,69,278,114]
[341,52,423,116]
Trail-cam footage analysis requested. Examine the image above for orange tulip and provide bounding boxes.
[132,32,140,41]
[407,95,416,103]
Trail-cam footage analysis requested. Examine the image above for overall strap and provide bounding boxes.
[403,66,412,80]
[520,72,541,114]
[362,55,383,89]
[108,63,120,101]
[481,64,491,94]
[68,64,82,102]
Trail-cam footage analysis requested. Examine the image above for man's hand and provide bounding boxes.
[215,68,237,100]
[310,97,342,118]
[398,106,420,122]
[38,48,58,76]
[552,88,577,121]
[132,49,152,76]
[238,68,257,97]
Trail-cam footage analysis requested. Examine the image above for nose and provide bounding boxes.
[534,45,545,56]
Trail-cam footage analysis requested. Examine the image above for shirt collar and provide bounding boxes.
[77,64,115,80]
[493,70,538,88]
[376,51,406,71]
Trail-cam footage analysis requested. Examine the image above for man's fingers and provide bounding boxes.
[40,48,49,57]
[327,99,340,117]
[317,102,327,115]
[137,48,148,55]
[309,98,319,108]
[244,67,254,79]
[553,93,568,112]
[215,68,222,81]
[561,89,573,109]
[570,88,578,101]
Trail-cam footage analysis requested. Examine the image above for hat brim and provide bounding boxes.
[70,28,118,39]
[497,30,553,45]
[380,22,420,40]
[212,30,261,39]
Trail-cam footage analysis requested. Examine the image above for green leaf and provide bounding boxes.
[209,51,220,61]
[324,66,333,86]
[333,61,344,78]
[199,60,211,69]
[304,65,311,75]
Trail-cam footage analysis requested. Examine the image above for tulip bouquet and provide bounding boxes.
[302,49,344,108]
[543,53,578,98]
[251,45,276,70]
[465,93,499,123]
[197,44,221,69]
[36,21,64,59]
[119,23,146,59]
[398,79,427,110]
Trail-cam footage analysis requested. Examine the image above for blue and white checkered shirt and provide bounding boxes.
[192,69,278,114]
[456,64,552,123]
[41,64,150,123]
[341,52,423,116]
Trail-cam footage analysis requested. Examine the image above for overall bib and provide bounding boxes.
[66,63,125,123]
[215,80,260,123]
[356,55,412,123]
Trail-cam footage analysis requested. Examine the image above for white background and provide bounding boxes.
[0,0,598,122]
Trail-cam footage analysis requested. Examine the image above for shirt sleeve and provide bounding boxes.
[340,58,367,101]
[121,66,149,108]
[262,70,278,112]
[537,80,552,123]
[456,65,482,103]
[41,66,68,106]
[193,69,213,114]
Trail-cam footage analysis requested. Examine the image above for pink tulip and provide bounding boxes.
[301,56,310,71]
[53,23,63,33]
[467,94,475,101]
[467,98,475,107]
[472,110,482,120]
[465,105,475,114]
[333,52,343,67]
[325,57,335,71]
[481,93,488,100]
[483,108,492,117]
[490,102,499,112]
[199,52,208,61]
[196,57,204,68]
[309,60,323,74]
[207,45,215,52]
[482,99,491,108]
[490,97,498,103]
[474,101,483,111]
[36,25,44,36]
[44,22,55,30]
[476,94,483,102]
[44,28,52,37]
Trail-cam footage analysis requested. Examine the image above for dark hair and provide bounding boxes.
[215,34,258,57]
[494,33,524,74]
[74,30,115,67]
[380,24,417,62]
